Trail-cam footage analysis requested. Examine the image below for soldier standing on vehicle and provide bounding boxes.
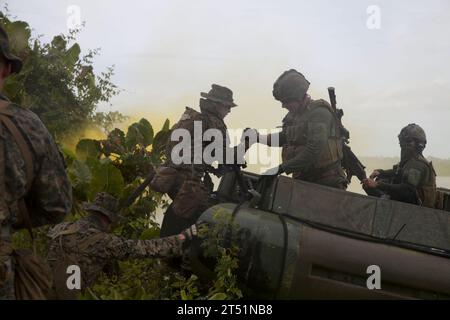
[47,192,201,299]
[151,84,242,237]
[0,25,72,299]
[363,124,437,208]
[248,69,347,189]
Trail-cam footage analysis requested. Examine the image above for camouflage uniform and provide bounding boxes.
[47,193,185,299]
[373,156,436,207]
[366,124,437,208]
[153,84,238,237]
[0,26,72,299]
[274,70,347,189]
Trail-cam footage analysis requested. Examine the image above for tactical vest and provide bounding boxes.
[281,99,343,174]
[410,156,437,208]
[392,155,437,208]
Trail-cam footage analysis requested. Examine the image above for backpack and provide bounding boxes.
[0,100,53,300]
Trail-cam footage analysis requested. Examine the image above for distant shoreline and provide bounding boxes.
[360,157,450,177]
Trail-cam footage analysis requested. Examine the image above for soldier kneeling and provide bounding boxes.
[46,192,200,299]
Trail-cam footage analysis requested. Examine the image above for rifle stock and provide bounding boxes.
[342,144,367,182]
[328,87,367,183]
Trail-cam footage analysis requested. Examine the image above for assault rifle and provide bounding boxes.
[119,170,156,209]
[328,87,367,183]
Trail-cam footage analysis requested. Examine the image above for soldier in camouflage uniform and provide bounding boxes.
[252,69,347,189]
[151,84,239,237]
[47,192,199,299]
[0,26,72,300]
[363,124,437,208]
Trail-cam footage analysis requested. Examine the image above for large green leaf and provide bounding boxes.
[50,35,67,52]
[6,21,31,54]
[162,118,170,132]
[76,139,101,161]
[87,158,125,199]
[125,123,142,150]
[69,160,91,186]
[138,118,154,147]
[125,119,154,149]
[68,160,92,201]
[208,293,227,300]
[64,43,81,69]
[151,130,171,159]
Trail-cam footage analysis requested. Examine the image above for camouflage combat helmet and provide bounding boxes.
[398,123,427,152]
[273,69,310,102]
[83,192,120,223]
[200,84,237,108]
[0,25,22,74]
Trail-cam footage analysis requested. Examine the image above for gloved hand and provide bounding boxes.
[362,178,378,189]
[369,170,381,180]
[261,165,284,176]
[180,221,208,241]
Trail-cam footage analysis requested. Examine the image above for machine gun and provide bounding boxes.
[328,87,367,183]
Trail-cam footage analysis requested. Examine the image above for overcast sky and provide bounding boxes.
[6,0,450,158]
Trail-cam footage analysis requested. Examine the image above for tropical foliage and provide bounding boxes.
[0,7,121,140]
[4,6,243,300]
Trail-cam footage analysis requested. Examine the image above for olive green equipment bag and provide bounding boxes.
[0,101,53,299]
[172,176,209,219]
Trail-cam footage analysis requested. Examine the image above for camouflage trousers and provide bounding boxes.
[0,226,15,300]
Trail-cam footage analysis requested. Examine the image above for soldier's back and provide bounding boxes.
[1,98,72,299]
[1,99,71,226]
[47,218,109,299]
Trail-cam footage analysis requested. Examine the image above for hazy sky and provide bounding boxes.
[6,0,450,158]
